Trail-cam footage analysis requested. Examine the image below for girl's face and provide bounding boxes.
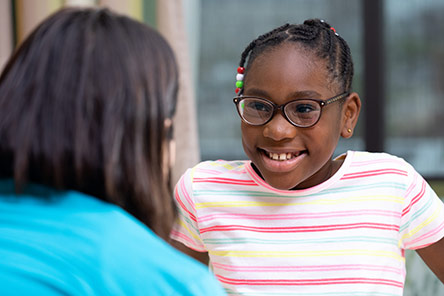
[241,44,351,190]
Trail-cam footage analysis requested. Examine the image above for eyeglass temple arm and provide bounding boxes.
[322,92,349,106]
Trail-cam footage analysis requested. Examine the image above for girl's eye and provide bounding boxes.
[246,101,271,112]
[294,103,317,113]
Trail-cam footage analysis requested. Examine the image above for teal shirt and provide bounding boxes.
[0,180,226,295]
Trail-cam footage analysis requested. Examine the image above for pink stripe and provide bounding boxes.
[405,220,444,249]
[200,222,399,234]
[195,168,225,175]
[180,176,195,208]
[196,167,248,176]
[216,275,403,287]
[170,230,196,246]
[198,209,400,223]
[175,182,197,222]
[350,158,404,167]
[341,169,408,180]
[402,179,426,217]
[212,262,402,274]
[403,172,417,199]
[194,177,257,186]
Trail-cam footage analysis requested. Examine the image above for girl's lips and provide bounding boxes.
[267,151,302,161]
[259,148,307,173]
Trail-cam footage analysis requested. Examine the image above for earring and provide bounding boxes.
[347,128,352,133]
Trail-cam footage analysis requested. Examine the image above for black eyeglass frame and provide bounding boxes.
[233,92,349,128]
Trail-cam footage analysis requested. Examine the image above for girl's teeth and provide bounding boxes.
[268,152,297,161]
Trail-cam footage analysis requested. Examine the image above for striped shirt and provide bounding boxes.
[171,151,444,296]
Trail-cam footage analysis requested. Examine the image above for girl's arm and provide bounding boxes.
[416,237,444,283]
[170,239,210,265]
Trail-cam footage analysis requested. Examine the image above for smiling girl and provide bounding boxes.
[171,19,444,295]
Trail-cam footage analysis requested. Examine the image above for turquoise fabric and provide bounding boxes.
[0,180,226,295]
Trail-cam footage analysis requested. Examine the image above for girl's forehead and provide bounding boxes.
[245,44,338,95]
[247,46,326,83]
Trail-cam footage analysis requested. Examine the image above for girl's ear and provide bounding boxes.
[340,92,361,138]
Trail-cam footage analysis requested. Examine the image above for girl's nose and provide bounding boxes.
[262,112,297,141]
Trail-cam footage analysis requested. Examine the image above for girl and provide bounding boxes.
[0,7,226,295]
[171,19,444,295]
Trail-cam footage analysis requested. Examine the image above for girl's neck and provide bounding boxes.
[251,157,345,191]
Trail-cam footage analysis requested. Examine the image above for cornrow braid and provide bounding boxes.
[237,19,354,94]
[239,23,291,67]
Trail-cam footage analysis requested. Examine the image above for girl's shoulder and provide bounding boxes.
[349,150,410,166]
[193,159,250,174]
[347,150,417,178]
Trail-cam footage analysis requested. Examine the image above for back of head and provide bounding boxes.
[239,19,354,93]
[0,8,178,239]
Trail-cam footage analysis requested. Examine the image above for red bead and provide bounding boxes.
[237,67,245,74]
[330,27,336,33]
[235,87,241,94]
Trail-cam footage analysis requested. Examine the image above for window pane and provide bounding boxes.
[385,0,444,177]
[198,0,363,161]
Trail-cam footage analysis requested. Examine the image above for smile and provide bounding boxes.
[267,151,302,161]
[258,148,307,173]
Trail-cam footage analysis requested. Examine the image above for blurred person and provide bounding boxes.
[0,7,226,295]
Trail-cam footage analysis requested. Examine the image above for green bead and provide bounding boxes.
[236,80,244,88]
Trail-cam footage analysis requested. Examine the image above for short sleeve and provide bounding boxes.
[399,162,444,250]
[170,168,206,251]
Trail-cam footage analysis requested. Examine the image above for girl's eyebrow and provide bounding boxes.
[243,88,269,97]
[287,90,322,99]
[244,88,322,99]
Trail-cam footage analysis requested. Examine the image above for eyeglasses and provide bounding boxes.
[233,92,349,128]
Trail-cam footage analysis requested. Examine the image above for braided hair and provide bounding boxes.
[239,19,354,93]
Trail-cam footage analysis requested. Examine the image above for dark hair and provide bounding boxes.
[239,19,354,93]
[0,8,178,239]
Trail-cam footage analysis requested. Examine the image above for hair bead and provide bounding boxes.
[235,67,245,93]
[330,26,339,36]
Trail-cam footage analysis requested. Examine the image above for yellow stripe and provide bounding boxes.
[196,195,403,209]
[208,161,237,170]
[401,205,443,240]
[177,218,201,241]
[209,249,405,262]
[222,163,237,170]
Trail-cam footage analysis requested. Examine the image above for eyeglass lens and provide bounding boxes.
[238,98,322,127]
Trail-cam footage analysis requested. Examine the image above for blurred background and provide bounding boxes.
[0,1,443,294]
